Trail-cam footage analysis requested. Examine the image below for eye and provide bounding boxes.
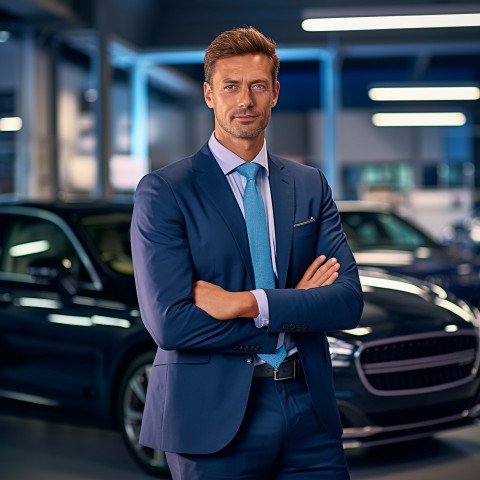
[224,84,237,91]
[252,84,266,90]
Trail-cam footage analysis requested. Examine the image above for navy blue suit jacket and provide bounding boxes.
[131,142,363,454]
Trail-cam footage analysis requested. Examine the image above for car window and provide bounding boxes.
[341,211,434,250]
[378,213,427,248]
[340,213,384,248]
[80,213,133,276]
[0,215,89,283]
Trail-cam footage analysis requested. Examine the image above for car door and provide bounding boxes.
[0,209,99,408]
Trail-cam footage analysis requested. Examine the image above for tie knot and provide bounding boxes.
[236,162,261,181]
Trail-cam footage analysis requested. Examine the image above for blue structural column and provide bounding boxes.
[277,47,339,196]
[130,50,206,173]
[131,60,149,170]
[321,47,340,198]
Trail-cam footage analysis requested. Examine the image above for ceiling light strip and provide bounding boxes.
[0,117,22,132]
[372,112,467,127]
[368,86,480,101]
[302,13,480,32]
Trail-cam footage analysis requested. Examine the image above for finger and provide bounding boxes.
[311,260,340,285]
[311,257,338,279]
[321,271,339,286]
[310,269,338,287]
[301,255,326,281]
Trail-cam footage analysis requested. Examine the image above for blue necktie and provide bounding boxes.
[236,162,287,370]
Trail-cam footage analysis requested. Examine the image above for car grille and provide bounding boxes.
[356,331,479,396]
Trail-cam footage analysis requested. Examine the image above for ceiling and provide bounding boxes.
[0,0,479,109]
[0,0,479,49]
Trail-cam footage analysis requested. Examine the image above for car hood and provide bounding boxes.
[351,246,480,283]
[332,269,479,343]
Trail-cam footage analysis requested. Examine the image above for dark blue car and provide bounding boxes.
[338,201,480,308]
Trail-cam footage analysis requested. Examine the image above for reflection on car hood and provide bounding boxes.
[352,247,480,276]
[333,268,479,343]
[353,249,416,266]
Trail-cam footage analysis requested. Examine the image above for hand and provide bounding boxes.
[192,280,259,320]
[295,255,340,290]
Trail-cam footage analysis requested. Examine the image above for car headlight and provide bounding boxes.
[458,303,480,338]
[327,336,355,368]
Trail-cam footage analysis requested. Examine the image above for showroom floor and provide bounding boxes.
[0,412,479,480]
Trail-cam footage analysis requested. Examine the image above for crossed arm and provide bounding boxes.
[192,255,340,321]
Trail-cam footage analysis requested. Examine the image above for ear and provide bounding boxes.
[204,82,214,109]
[271,81,280,108]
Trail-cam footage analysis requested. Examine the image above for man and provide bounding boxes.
[131,26,363,480]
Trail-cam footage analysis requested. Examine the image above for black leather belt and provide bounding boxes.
[253,353,302,381]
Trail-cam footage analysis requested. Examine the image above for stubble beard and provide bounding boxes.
[224,124,266,139]
[217,110,269,140]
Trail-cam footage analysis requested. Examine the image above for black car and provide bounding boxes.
[338,201,480,308]
[0,202,479,477]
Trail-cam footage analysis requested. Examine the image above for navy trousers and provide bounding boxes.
[166,374,350,480]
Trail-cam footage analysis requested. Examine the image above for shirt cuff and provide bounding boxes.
[251,289,269,328]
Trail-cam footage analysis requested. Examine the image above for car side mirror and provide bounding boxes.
[28,257,77,296]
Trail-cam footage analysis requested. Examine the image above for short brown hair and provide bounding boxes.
[204,27,280,86]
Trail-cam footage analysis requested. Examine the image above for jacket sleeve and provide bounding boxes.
[131,171,279,353]
[265,170,364,333]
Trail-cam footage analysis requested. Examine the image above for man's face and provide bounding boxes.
[204,53,280,143]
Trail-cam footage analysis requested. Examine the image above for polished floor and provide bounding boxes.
[0,410,479,480]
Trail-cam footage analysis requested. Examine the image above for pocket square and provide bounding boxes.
[293,216,316,228]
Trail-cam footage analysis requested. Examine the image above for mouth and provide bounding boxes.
[234,114,258,122]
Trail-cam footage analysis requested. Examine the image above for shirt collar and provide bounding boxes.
[208,132,269,176]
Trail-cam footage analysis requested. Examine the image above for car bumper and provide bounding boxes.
[337,380,480,449]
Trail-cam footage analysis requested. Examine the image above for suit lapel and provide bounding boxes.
[269,155,294,289]
[193,145,255,286]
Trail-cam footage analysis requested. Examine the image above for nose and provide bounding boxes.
[238,86,254,108]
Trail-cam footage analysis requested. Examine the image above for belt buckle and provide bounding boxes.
[273,360,297,381]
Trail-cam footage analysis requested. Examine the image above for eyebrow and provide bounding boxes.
[221,78,270,85]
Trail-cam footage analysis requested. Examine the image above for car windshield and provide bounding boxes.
[80,212,134,275]
[340,211,437,251]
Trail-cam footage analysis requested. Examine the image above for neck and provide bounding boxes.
[214,131,265,162]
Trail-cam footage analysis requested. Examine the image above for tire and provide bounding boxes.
[117,351,170,477]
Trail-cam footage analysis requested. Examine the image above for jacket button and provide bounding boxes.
[244,356,253,364]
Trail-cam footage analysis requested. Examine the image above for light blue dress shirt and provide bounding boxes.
[208,133,297,362]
